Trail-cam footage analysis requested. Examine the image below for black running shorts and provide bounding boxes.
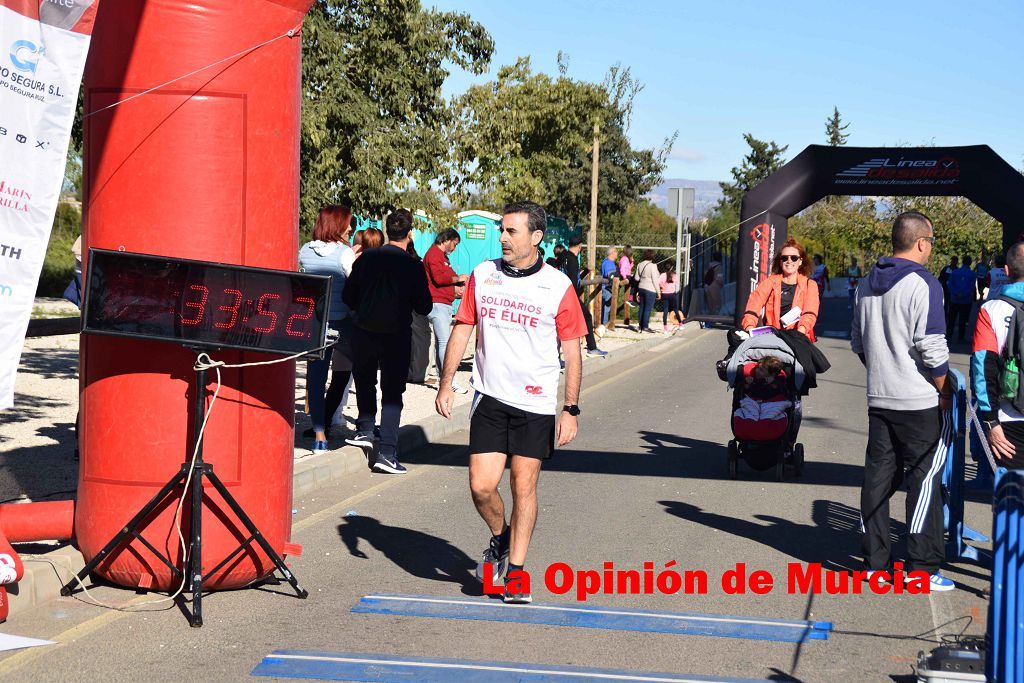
[469,393,556,460]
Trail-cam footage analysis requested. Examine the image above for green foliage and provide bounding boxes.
[718,134,788,213]
[790,196,1001,273]
[825,107,850,146]
[600,200,677,248]
[451,58,672,223]
[37,202,81,297]
[300,0,493,236]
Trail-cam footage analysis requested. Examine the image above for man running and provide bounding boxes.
[436,200,587,604]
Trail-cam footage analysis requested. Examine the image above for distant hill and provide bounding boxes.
[646,179,725,218]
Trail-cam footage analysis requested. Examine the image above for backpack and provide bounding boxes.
[998,295,1024,412]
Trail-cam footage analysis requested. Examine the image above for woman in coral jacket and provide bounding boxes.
[740,238,820,341]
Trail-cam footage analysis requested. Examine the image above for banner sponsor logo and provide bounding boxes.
[0,283,13,297]
[836,156,960,186]
[748,222,774,288]
[0,178,31,213]
[0,124,53,150]
[0,244,22,260]
[9,39,42,73]
[1,38,68,102]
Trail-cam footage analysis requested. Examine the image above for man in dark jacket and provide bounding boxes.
[343,209,432,474]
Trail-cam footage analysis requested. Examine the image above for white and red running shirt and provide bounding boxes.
[456,258,587,415]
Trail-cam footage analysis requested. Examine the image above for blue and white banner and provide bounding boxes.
[0,0,98,409]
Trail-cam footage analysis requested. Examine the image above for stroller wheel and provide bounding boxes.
[794,443,805,477]
[775,453,785,482]
[727,440,738,479]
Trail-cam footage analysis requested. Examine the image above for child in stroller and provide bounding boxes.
[720,334,806,481]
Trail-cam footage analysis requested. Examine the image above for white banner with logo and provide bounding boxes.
[0,0,98,409]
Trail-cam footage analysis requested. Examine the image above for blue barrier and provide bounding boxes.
[943,370,990,565]
[967,396,996,491]
[986,468,1024,683]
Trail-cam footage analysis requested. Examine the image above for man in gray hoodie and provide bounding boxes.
[851,211,955,591]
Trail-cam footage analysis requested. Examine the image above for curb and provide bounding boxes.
[7,330,691,621]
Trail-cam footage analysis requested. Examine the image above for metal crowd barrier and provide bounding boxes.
[987,467,1024,683]
[944,369,991,566]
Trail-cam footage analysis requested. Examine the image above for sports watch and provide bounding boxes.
[984,419,1000,432]
[562,404,581,417]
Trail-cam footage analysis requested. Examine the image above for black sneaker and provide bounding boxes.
[503,584,532,604]
[475,535,509,583]
[345,432,373,449]
[371,454,407,474]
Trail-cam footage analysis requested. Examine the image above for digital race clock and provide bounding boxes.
[83,249,331,356]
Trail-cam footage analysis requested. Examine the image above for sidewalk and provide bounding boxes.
[2,316,693,618]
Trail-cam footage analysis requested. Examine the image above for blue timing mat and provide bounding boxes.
[252,650,778,682]
[352,594,832,643]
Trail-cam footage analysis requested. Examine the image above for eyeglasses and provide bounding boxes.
[780,255,801,262]
[919,236,935,244]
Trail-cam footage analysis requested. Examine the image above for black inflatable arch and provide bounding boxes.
[734,144,1024,324]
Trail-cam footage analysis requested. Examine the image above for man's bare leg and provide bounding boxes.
[507,455,542,566]
[469,452,508,534]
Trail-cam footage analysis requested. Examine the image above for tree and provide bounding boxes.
[825,106,850,146]
[301,0,493,233]
[545,65,674,225]
[717,134,788,213]
[450,58,673,222]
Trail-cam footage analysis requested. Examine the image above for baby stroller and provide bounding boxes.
[718,331,807,481]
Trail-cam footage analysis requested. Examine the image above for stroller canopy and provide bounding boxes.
[723,333,808,392]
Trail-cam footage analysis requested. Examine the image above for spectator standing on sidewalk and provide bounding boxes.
[435,200,586,603]
[660,262,683,332]
[323,226,385,431]
[619,245,636,326]
[635,250,661,333]
[599,246,618,333]
[938,256,958,316]
[298,205,357,454]
[972,243,1024,470]
[947,255,977,342]
[424,228,469,392]
[704,251,725,315]
[342,209,432,474]
[407,241,432,384]
[851,210,955,591]
[563,236,607,358]
[846,257,862,310]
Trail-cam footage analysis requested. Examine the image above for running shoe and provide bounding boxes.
[503,583,532,604]
[371,454,407,474]
[475,535,509,583]
[345,432,374,449]
[312,439,329,455]
[586,348,608,358]
[929,573,955,592]
[864,570,890,584]
[451,382,469,394]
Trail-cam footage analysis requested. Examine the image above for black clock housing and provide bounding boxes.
[83,249,331,357]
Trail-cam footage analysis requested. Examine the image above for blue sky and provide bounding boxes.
[431,0,1023,182]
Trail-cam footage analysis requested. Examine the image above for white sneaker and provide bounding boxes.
[596,324,606,338]
[451,382,469,394]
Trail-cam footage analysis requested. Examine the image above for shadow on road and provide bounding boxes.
[337,515,482,596]
[658,498,907,572]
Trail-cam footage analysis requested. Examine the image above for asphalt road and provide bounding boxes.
[0,322,994,682]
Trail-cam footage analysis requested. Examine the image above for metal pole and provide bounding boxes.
[588,123,600,274]
[675,195,683,286]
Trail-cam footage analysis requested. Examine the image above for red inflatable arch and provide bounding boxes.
[74,0,313,590]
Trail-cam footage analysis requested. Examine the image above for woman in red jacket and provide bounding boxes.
[741,238,820,341]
